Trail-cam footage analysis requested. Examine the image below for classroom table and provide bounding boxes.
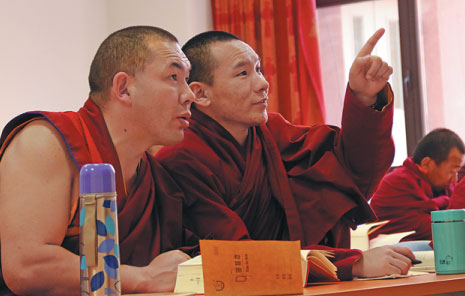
[302,273,465,295]
[124,273,465,296]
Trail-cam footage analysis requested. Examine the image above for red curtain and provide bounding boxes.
[211,0,325,126]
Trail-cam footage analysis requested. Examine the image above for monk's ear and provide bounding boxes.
[189,81,211,107]
[112,72,132,106]
[419,156,434,174]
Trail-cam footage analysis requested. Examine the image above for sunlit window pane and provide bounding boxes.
[317,0,407,166]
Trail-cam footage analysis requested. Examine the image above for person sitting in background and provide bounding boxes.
[156,29,415,280]
[0,26,195,295]
[370,128,465,241]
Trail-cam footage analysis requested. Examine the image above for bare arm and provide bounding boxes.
[0,120,81,295]
[0,121,189,295]
[122,250,191,292]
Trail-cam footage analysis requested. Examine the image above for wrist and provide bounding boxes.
[348,87,376,107]
[369,88,389,111]
[121,265,148,294]
[349,84,391,110]
[351,256,363,278]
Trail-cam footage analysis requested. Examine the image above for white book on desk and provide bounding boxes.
[411,250,435,273]
[174,245,339,294]
[350,220,389,251]
[174,255,204,293]
[369,230,416,249]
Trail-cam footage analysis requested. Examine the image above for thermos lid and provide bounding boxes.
[432,209,465,222]
[80,163,116,194]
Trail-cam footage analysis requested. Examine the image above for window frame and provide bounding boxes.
[316,0,424,155]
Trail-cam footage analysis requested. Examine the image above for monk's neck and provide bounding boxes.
[216,122,249,146]
[218,124,249,146]
[117,148,143,192]
[230,128,249,146]
[102,111,145,191]
[196,107,250,146]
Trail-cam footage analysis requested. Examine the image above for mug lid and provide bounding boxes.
[80,163,116,194]
[432,209,465,222]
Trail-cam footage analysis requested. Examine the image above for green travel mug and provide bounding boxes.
[431,209,465,274]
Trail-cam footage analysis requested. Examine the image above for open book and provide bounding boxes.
[301,249,339,283]
[350,220,417,250]
[175,240,339,295]
[353,250,435,281]
[411,250,435,273]
[369,230,416,249]
[350,220,389,250]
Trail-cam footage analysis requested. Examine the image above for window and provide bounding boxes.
[316,0,407,166]
[317,0,465,164]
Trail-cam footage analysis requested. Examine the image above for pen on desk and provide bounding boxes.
[411,259,422,265]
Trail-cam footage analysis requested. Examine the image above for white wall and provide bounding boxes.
[436,0,465,138]
[0,0,212,129]
[107,0,213,45]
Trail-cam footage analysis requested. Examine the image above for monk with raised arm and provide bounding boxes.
[156,29,415,280]
[0,26,195,295]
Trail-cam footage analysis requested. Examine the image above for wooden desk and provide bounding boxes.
[125,274,465,296]
[302,273,465,296]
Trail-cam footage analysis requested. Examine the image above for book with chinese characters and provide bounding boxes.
[174,240,339,295]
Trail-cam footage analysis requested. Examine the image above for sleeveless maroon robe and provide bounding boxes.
[0,99,196,294]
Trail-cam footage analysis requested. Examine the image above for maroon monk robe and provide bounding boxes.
[0,99,197,295]
[458,165,465,183]
[449,176,465,209]
[370,157,451,241]
[156,86,394,280]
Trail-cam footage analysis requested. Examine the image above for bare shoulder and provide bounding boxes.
[0,119,81,293]
[0,119,79,243]
[0,119,77,173]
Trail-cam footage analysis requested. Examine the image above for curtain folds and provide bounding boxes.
[211,0,326,126]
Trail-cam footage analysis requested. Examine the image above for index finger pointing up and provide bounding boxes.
[357,28,385,57]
